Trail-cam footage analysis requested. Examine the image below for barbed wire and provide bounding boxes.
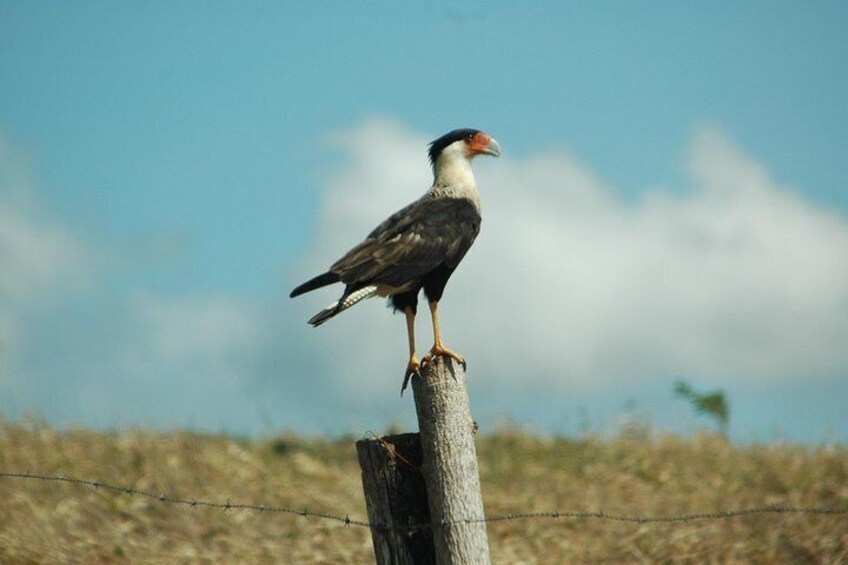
[450,505,848,525]
[2,470,846,533]
[0,471,369,528]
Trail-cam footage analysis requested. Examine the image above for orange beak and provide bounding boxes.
[468,132,501,157]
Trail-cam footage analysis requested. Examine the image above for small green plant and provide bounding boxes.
[673,380,730,437]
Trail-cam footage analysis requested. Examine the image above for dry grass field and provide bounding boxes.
[1,418,846,563]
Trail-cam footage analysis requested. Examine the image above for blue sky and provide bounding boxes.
[1,2,847,442]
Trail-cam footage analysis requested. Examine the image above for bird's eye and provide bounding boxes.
[465,133,475,141]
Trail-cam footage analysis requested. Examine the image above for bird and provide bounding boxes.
[290,128,501,393]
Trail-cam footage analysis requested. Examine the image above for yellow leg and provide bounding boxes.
[421,301,466,368]
[400,306,420,395]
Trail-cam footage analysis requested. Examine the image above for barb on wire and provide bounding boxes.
[2,470,846,533]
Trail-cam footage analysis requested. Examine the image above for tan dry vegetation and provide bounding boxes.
[1,419,846,563]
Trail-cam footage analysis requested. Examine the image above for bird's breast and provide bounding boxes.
[428,184,482,214]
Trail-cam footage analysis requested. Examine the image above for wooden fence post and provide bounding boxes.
[357,357,490,564]
[411,357,491,564]
[356,433,435,564]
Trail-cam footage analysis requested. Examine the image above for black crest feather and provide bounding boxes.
[428,128,481,165]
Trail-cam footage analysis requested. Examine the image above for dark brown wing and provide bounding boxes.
[329,196,481,289]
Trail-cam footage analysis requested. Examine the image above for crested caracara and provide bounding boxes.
[290,128,500,392]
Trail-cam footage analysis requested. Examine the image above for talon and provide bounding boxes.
[422,345,465,369]
[400,357,420,396]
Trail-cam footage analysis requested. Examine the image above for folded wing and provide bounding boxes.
[330,196,481,290]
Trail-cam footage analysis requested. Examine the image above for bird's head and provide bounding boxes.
[428,128,501,168]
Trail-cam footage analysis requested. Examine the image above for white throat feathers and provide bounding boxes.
[429,139,481,211]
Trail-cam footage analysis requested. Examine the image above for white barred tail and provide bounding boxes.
[308,285,378,326]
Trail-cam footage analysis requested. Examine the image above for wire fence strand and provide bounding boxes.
[0,471,369,528]
[2,470,846,533]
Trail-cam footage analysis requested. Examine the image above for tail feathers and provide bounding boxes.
[290,272,340,298]
[308,285,378,326]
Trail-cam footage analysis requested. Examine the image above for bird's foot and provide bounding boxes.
[400,356,421,396]
[421,345,466,370]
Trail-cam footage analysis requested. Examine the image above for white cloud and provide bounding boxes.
[295,119,848,395]
[303,118,433,271]
[0,135,96,391]
[130,293,263,383]
[0,138,92,305]
[0,203,91,301]
[0,132,267,430]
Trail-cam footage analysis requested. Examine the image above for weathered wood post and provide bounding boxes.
[356,433,434,564]
[357,358,490,564]
[411,358,490,564]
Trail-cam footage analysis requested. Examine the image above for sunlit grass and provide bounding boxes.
[1,418,846,563]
